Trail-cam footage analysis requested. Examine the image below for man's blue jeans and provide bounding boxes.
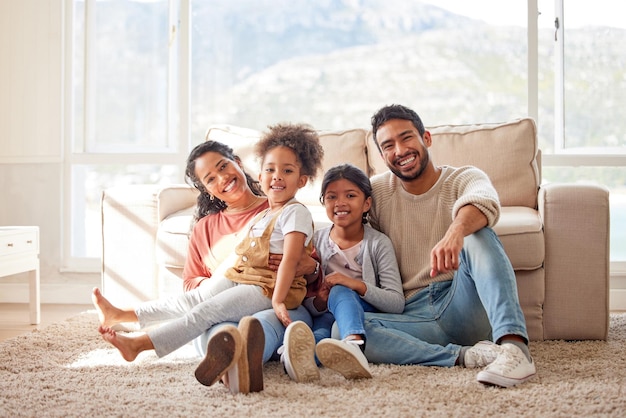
[363,227,528,367]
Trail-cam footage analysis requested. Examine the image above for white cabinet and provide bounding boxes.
[0,227,40,324]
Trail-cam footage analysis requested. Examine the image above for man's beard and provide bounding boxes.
[388,151,429,182]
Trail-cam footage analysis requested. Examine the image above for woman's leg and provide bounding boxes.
[148,284,272,357]
[98,325,154,362]
[192,306,313,364]
[92,288,138,327]
[100,284,272,361]
[92,276,237,329]
[135,275,236,328]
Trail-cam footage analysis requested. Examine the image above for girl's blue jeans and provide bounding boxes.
[311,284,375,344]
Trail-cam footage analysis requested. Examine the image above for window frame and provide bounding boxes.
[63,0,626,278]
[61,0,191,272]
[537,0,626,277]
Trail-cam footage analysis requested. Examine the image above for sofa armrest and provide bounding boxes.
[538,183,610,340]
[156,184,199,223]
[101,184,197,305]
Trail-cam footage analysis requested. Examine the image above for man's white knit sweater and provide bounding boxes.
[369,165,500,299]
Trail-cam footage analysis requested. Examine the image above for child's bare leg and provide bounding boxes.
[92,288,138,327]
[98,325,154,362]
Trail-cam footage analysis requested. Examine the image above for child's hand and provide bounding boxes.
[324,271,351,287]
[272,301,291,327]
[324,272,367,297]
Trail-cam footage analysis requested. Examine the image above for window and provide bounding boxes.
[68,0,626,272]
[190,0,529,138]
[67,0,186,270]
[537,0,626,264]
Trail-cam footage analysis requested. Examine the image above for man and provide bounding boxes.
[363,104,536,387]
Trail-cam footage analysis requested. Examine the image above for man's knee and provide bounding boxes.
[464,227,504,255]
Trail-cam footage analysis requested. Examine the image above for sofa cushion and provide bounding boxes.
[366,118,540,208]
[428,118,539,208]
[205,124,263,181]
[494,207,544,271]
[205,125,370,206]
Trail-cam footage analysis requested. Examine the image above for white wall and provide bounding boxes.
[0,0,98,304]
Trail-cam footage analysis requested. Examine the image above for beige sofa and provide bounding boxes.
[101,118,610,341]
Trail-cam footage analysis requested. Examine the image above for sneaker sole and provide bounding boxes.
[237,316,265,393]
[285,322,319,382]
[477,369,536,388]
[316,339,372,380]
[195,325,242,387]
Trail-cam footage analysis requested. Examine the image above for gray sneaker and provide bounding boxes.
[315,338,372,380]
[464,340,501,368]
[278,321,319,383]
[477,343,536,387]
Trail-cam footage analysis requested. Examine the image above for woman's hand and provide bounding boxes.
[267,252,317,277]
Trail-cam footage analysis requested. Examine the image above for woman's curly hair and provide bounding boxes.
[255,123,324,181]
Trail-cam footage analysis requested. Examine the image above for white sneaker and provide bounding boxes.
[278,321,319,383]
[476,343,536,387]
[315,338,372,379]
[464,340,502,368]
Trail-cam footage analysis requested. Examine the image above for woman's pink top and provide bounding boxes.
[182,200,270,291]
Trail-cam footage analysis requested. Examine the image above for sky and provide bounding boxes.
[420,0,626,29]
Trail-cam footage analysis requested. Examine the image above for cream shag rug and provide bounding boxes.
[1,311,625,418]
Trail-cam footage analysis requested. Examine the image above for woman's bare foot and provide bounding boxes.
[98,325,149,362]
[91,287,136,327]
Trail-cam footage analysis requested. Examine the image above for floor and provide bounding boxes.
[0,303,92,343]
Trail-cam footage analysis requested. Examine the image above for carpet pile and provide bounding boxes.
[1,311,625,417]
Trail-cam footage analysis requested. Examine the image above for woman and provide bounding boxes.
[182,139,316,353]
[93,139,316,393]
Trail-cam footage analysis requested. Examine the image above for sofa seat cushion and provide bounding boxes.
[155,203,544,275]
[493,207,544,271]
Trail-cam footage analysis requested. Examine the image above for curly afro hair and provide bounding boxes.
[255,122,324,181]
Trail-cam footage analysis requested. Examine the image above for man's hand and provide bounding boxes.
[430,228,464,277]
[430,204,489,277]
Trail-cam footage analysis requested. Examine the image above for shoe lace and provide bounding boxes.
[489,345,523,373]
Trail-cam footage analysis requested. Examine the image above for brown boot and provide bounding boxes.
[227,316,265,394]
[195,325,243,387]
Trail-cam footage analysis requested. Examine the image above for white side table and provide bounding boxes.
[0,226,40,324]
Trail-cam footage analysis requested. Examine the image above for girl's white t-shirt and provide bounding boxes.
[249,201,313,254]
